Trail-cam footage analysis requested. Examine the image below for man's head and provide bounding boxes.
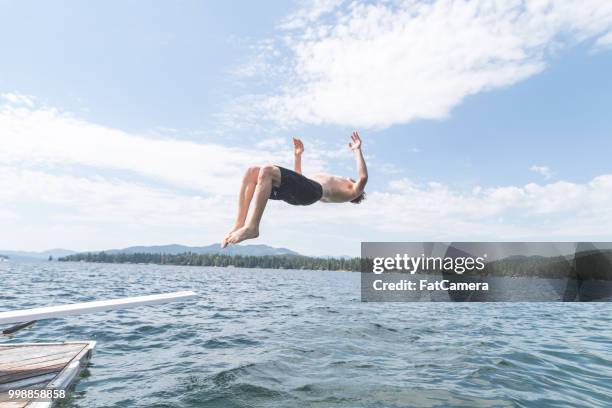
[350,191,366,204]
[348,177,366,204]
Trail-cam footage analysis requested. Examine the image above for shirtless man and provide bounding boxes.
[221,132,368,248]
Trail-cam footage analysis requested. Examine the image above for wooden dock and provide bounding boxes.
[0,341,95,408]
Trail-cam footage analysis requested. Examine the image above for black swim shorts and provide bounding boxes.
[269,166,323,206]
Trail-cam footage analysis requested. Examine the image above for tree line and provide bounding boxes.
[482,250,612,280]
[57,250,612,278]
[58,251,361,271]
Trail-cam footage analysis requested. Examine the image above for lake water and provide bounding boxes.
[1,261,611,407]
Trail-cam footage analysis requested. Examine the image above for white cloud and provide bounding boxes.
[262,174,612,254]
[0,98,280,196]
[280,0,345,30]
[256,137,286,149]
[595,30,612,47]
[2,95,612,255]
[355,175,612,239]
[0,165,236,250]
[0,167,213,223]
[250,0,612,128]
[530,164,553,179]
[1,92,35,107]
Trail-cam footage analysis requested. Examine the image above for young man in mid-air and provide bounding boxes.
[221,132,368,248]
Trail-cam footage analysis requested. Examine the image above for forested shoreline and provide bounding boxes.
[58,250,612,279]
[59,251,361,271]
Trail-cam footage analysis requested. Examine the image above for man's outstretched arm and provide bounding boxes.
[349,132,368,192]
[293,138,304,174]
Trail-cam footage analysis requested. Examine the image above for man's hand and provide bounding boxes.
[293,138,304,174]
[348,131,362,151]
[293,138,304,156]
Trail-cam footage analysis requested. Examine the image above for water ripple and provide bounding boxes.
[1,261,611,407]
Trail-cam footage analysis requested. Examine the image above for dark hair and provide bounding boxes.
[350,191,366,204]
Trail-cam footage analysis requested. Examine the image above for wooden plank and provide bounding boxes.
[0,401,28,408]
[0,372,56,392]
[0,344,82,355]
[0,351,80,371]
[0,345,84,365]
[0,342,95,390]
[0,347,83,369]
[0,366,62,385]
[0,347,84,368]
[0,356,75,381]
[0,363,65,382]
[1,342,91,347]
[0,291,197,325]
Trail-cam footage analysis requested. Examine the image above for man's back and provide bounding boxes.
[310,173,358,203]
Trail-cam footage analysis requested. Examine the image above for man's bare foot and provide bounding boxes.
[226,226,259,246]
[221,236,229,248]
[221,224,244,248]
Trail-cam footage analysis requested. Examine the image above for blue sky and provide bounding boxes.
[1,0,612,256]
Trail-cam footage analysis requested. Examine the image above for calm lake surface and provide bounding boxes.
[1,261,611,407]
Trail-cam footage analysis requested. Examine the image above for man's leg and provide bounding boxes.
[232,167,259,229]
[226,165,281,245]
[222,167,260,247]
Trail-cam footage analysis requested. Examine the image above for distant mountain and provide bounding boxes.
[103,244,299,256]
[0,248,77,260]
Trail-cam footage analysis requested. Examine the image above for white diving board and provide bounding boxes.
[0,291,197,325]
